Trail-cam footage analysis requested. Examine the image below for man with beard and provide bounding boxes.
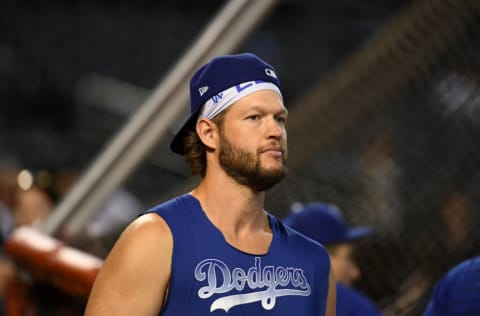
[85,53,336,316]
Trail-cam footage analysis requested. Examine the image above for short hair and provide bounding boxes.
[183,110,227,177]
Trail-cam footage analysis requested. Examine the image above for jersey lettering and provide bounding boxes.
[194,257,311,312]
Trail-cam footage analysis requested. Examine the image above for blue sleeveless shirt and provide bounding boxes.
[143,194,331,315]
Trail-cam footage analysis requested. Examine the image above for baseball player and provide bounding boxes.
[283,202,381,316]
[85,53,336,315]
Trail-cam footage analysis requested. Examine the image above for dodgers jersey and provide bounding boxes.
[143,194,331,315]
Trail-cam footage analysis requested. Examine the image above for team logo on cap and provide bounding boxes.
[199,86,209,96]
[265,68,277,79]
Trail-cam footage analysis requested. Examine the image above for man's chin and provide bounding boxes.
[262,164,287,176]
[260,157,286,169]
[254,169,287,190]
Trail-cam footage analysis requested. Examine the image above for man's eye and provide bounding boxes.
[248,115,260,120]
[276,116,286,123]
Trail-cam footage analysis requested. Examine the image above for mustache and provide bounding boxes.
[257,143,287,153]
[258,143,287,154]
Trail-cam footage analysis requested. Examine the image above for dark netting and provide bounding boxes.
[265,0,480,314]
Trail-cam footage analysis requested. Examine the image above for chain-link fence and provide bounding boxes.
[265,0,480,314]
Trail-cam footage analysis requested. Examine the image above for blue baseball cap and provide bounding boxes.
[283,202,373,245]
[170,53,282,155]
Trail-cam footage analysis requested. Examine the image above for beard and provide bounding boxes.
[218,133,287,192]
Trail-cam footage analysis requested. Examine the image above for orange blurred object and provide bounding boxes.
[4,227,103,315]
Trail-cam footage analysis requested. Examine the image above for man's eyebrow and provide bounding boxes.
[241,105,288,115]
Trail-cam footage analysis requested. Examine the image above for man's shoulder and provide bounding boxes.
[142,194,193,216]
[279,217,326,246]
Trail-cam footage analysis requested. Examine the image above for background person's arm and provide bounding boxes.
[325,264,337,316]
[85,213,173,316]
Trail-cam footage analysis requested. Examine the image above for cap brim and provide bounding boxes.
[346,226,373,241]
[169,112,200,155]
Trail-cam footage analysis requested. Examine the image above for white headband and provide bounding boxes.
[198,81,282,120]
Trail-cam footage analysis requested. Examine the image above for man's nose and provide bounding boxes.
[266,117,283,138]
[349,262,361,283]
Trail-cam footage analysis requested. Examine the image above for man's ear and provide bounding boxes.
[196,118,218,150]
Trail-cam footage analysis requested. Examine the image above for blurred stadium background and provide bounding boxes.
[1,0,480,315]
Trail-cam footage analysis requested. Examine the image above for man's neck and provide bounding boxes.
[191,171,268,235]
[191,176,273,255]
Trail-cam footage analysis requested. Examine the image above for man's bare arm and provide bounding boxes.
[85,213,172,316]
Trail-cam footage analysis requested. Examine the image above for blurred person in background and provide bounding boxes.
[423,255,480,316]
[393,184,480,316]
[1,184,54,313]
[6,183,88,315]
[284,201,381,316]
[11,185,53,228]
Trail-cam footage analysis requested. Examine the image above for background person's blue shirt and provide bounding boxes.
[424,256,480,316]
[336,283,381,316]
